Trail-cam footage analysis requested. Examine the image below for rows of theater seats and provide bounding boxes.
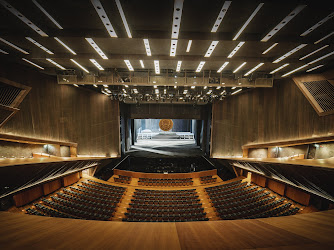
[138,178,193,186]
[26,179,126,221]
[114,175,132,184]
[123,189,208,222]
[205,180,299,220]
[200,175,217,184]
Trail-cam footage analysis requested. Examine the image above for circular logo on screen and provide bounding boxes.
[159,119,173,131]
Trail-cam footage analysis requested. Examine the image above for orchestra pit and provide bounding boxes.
[1,0,334,249]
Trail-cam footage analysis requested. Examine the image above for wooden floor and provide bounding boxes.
[0,209,334,249]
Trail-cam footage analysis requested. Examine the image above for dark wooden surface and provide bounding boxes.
[63,172,80,187]
[42,179,62,196]
[12,185,43,207]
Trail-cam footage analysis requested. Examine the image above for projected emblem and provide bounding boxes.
[159,119,173,131]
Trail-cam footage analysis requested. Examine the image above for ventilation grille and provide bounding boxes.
[0,82,22,106]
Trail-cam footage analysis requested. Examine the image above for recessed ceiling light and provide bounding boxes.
[203,86,207,89]
[25,37,53,54]
[233,3,264,40]
[115,0,132,38]
[0,48,8,54]
[216,86,221,89]
[221,90,226,95]
[170,39,178,57]
[174,86,177,88]
[46,58,66,70]
[244,63,264,76]
[300,11,334,36]
[70,59,89,73]
[262,43,278,54]
[22,58,44,70]
[281,64,309,77]
[32,0,63,29]
[176,61,182,72]
[143,39,152,56]
[307,51,334,65]
[85,38,108,59]
[314,32,334,44]
[186,40,192,52]
[54,37,76,55]
[231,89,242,95]
[272,44,307,63]
[196,61,205,72]
[73,84,79,87]
[154,60,160,74]
[270,63,289,74]
[171,0,184,39]
[261,5,306,42]
[191,86,195,89]
[103,84,108,87]
[299,45,329,60]
[139,60,145,68]
[306,64,324,72]
[217,62,229,73]
[89,59,104,70]
[93,84,98,87]
[90,0,117,38]
[204,41,219,57]
[0,37,29,54]
[124,60,134,71]
[0,0,48,36]
[233,62,247,73]
[231,86,236,90]
[211,1,232,32]
[227,42,245,58]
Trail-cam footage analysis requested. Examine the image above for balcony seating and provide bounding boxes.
[200,175,217,184]
[114,175,132,184]
[138,178,193,186]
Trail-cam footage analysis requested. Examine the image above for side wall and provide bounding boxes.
[211,78,334,157]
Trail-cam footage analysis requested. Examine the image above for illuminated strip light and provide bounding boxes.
[204,41,219,57]
[186,40,192,52]
[307,51,334,65]
[0,0,48,37]
[233,62,247,73]
[233,3,264,40]
[170,39,178,57]
[261,5,306,42]
[54,37,76,55]
[85,38,108,59]
[306,64,324,72]
[139,60,145,68]
[196,61,205,72]
[176,61,182,72]
[231,89,242,95]
[217,62,229,73]
[25,37,53,54]
[299,45,329,60]
[281,64,309,77]
[272,44,307,63]
[314,32,334,44]
[171,0,184,39]
[0,37,29,54]
[227,42,245,58]
[0,48,9,54]
[115,0,132,38]
[89,59,104,70]
[46,58,66,70]
[22,58,44,70]
[143,39,151,56]
[32,0,63,29]
[70,59,89,73]
[300,12,334,36]
[124,60,134,71]
[270,63,289,74]
[90,0,117,38]
[73,84,79,87]
[154,60,160,74]
[262,43,278,54]
[211,1,232,32]
[244,63,264,76]
[93,84,98,87]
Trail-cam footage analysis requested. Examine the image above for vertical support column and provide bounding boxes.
[70,146,77,157]
[242,148,249,158]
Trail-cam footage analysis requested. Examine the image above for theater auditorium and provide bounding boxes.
[0,0,334,249]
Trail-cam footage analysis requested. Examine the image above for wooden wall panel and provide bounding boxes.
[42,179,62,196]
[13,185,43,207]
[267,179,286,196]
[285,186,311,206]
[251,173,267,187]
[211,78,334,157]
[63,172,80,187]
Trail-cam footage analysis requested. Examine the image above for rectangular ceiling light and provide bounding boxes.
[211,1,232,32]
[25,37,53,54]
[244,63,264,76]
[281,64,309,77]
[70,59,89,73]
[233,62,247,73]
[261,5,306,42]
[272,44,307,63]
[54,37,76,55]
[22,58,44,70]
[90,0,117,38]
[139,60,145,68]
[233,3,264,40]
[217,62,229,73]
[115,0,132,38]
[270,63,289,74]
[46,58,66,70]
[124,60,134,71]
[154,60,160,74]
[85,38,108,59]
[262,43,278,54]
[170,39,178,57]
[307,51,334,65]
[314,31,334,44]
[204,41,219,57]
[186,40,192,52]
[0,48,9,54]
[0,37,29,54]
[176,61,182,72]
[299,45,329,60]
[227,42,245,58]
[306,64,324,72]
[196,61,205,72]
[171,0,184,39]
[143,39,152,56]
[300,11,334,36]
[32,0,63,29]
[89,59,104,70]
[231,89,242,95]
[0,0,48,37]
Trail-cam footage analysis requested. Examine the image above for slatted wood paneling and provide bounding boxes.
[63,172,80,187]
[42,179,62,196]
[267,179,286,196]
[12,185,43,207]
[285,186,311,206]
